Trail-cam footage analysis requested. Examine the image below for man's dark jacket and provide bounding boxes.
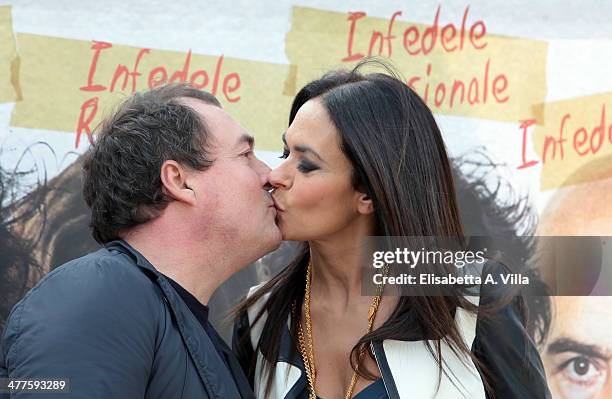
[0,240,253,398]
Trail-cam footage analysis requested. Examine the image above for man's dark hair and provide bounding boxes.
[82,83,221,244]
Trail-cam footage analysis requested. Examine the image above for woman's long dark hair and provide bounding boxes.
[235,60,498,396]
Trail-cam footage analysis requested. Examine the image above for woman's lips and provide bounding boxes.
[272,197,285,212]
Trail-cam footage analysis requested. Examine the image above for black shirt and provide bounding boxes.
[163,275,255,398]
[165,275,229,369]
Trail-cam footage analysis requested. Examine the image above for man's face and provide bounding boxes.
[542,297,612,399]
[183,99,281,265]
[537,177,612,399]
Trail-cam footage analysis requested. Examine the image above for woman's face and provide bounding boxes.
[269,98,372,241]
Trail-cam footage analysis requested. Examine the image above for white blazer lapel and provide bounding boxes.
[382,300,486,399]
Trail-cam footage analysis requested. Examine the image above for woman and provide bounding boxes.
[233,62,550,399]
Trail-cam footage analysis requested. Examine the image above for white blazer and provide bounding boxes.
[234,267,551,399]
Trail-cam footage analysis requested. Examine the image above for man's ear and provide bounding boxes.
[160,160,197,206]
[356,192,374,215]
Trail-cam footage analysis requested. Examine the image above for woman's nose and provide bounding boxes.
[268,162,291,190]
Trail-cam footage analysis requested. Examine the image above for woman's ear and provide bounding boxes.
[160,160,197,206]
[356,192,374,215]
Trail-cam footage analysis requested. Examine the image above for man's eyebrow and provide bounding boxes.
[547,337,610,359]
[281,132,324,162]
[237,133,254,149]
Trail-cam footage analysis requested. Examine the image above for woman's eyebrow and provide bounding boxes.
[547,337,611,360]
[282,132,325,163]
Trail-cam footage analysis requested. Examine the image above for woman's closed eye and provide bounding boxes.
[296,160,319,173]
[279,147,319,173]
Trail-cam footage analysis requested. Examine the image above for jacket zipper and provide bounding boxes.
[370,341,393,399]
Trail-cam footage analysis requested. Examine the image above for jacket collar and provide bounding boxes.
[104,239,158,274]
[271,323,399,399]
[105,240,251,399]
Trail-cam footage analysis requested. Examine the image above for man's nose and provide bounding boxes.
[253,157,272,187]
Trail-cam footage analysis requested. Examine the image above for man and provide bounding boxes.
[536,156,612,399]
[0,84,281,398]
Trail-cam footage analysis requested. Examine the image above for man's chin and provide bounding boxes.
[245,228,282,266]
[280,229,300,242]
[265,224,283,251]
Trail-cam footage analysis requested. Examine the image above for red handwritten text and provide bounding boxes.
[342,6,487,61]
[76,41,242,147]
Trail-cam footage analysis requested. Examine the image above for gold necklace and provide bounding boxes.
[297,261,388,399]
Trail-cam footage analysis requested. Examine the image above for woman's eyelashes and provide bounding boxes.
[279,148,319,173]
[297,160,319,173]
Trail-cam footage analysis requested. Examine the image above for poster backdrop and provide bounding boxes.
[1,1,612,398]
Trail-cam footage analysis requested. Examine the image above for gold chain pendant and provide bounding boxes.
[296,261,389,399]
